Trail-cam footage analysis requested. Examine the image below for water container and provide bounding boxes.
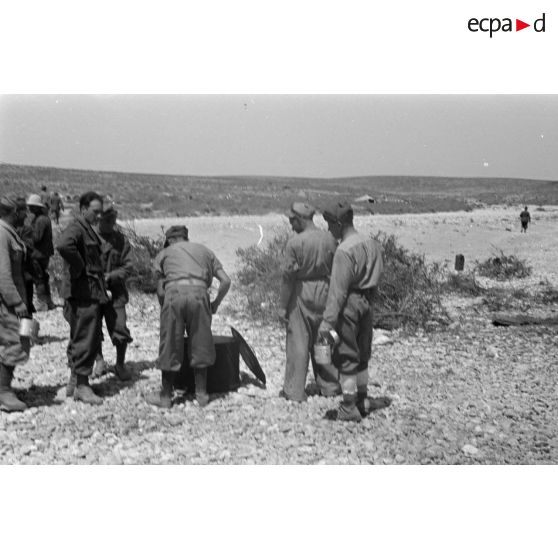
[314,338,332,365]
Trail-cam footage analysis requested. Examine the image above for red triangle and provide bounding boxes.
[516,19,530,31]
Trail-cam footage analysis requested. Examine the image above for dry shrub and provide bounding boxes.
[475,251,531,280]
[235,228,447,330]
[442,272,485,296]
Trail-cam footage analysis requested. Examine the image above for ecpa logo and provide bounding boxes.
[468,13,546,37]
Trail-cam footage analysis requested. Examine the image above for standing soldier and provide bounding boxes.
[520,206,531,233]
[26,194,56,310]
[0,196,32,412]
[93,205,133,381]
[146,226,231,409]
[39,185,51,213]
[49,192,65,225]
[318,201,384,422]
[278,202,340,401]
[56,191,108,405]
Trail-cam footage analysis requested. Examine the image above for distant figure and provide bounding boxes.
[520,206,531,233]
[49,192,64,225]
[39,185,50,214]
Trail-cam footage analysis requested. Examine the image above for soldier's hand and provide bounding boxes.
[210,300,220,314]
[14,302,29,318]
[277,307,288,325]
[318,320,331,337]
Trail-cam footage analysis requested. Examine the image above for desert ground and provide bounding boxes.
[1,206,557,464]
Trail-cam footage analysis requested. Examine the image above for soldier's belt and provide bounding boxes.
[165,278,208,289]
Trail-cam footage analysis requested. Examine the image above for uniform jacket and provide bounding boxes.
[0,219,28,309]
[100,228,133,307]
[56,215,109,303]
[29,213,54,258]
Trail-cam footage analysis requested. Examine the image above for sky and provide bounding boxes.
[0,94,556,181]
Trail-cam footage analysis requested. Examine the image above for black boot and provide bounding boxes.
[113,343,132,381]
[357,390,369,417]
[0,364,28,412]
[74,374,103,406]
[146,371,174,408]
[325,393,362,422]
[194,368,209,407]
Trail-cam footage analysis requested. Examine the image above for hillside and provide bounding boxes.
[1,163,556,218]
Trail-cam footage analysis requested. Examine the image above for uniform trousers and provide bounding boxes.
[158,284,215,373]
[0,304,30,367]
[63,299,103,376]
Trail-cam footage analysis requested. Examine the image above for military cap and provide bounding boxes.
[285,201,315,219]
[164,225,189,247]
[322,200,353,223]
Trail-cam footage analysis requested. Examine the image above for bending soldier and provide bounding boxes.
[318,201,384,422]
[56,191,109,405]
[147,225,231,409]
[279,201,340,401]
[92,206,133,381]
[0,196,33,412]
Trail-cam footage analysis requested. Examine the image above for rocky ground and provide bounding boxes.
[2,289,556,465]
[2,207,557,464]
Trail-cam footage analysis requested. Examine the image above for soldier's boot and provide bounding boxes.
[356,389,370,418]
[0,364,28,412]
[74,375,103,406]
[325,373,361,422]
[66,371,77,397]
[194,368,209,408]
[145,371,174,409]
[91,353,107,379]
[113,343,133,381]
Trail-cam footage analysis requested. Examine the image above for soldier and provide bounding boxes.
[26,194,56,310]
[39,185,51,213]
[278,201,340,401]
[318,201,384,422]
[0,196,32,412]
[56,191,108,405]
[146,225,231,409]
[92,206,133,381]
[520,206,531,233]
[49,192,65,225]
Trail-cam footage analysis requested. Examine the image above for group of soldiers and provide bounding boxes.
[1,190,383,422]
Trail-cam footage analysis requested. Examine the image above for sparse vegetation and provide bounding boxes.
[475,251,532,280]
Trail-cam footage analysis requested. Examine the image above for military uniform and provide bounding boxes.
[56,215,109,379]
[153,238,223,373]
[28,210,55,308]
[49,193,64,225]
[0,202,31,413]
[320,200,384,421]
[280,205,339,401]
[0,219,30,368]
[99,227,133,349]
[322,233,383,377]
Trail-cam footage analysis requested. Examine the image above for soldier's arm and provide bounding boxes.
[0,234,25,310]
[278,238,298,311]
[321,249,353,328]
[56,222,85,276]
[108,236,134,282]
[211,267,231,314]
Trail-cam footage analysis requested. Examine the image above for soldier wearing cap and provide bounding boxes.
[91,205,133,381]
[279,201,340,401]
[318,200,384,422]
[0,196,32,412]
[146,225,231,408]
[56,191,109,405]
[26,193,56,310]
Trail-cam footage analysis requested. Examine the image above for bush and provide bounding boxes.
[475,251,531,280]
[235,228,447,330]
[442,271,485,297]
